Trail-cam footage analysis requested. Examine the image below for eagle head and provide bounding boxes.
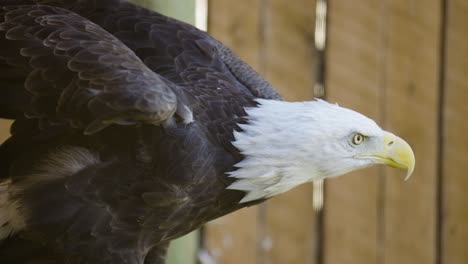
[228,99,415,203]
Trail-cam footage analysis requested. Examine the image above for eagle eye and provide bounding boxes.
[352,133,365,145]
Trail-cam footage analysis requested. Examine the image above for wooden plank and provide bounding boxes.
[382,1,441,263]
[0,120,11,142]
[262,0,317,263]
[323,1,383,264]
[203,1,262,263]
[325,1,442,263]
[204,207,259,264]
[264,185,316,264]
[207,0,263,67]
[261,0,316,101]
[441,1,468,263]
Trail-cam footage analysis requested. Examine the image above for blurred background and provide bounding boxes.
[1,0,467,263]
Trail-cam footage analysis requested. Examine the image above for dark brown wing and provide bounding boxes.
[0,0,282,101]
[0,5,191,134]
[91,0,282,100]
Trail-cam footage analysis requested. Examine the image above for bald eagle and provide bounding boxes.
[0,1,415,263]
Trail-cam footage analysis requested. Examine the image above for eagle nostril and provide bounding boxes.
[388,140,394,146]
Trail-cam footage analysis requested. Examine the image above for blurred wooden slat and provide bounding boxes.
[262,0,317,263]
[0,119,12,142]
[382,1,441,263]
[204,207,259,264]
[204,1,262,263]
[441,1,468,263]
[207,0,263,67]
[262,0,316,101]
[323,1,383,264]
[264,186,316,264]
[326,0,443,263]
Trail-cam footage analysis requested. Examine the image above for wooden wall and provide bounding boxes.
[324,0,441,264]
[204,0,468,264]
[441,1,468,263]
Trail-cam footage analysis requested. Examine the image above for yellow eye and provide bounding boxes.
[352,133,365,145]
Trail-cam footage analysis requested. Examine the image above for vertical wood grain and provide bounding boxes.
[382,1,441,263]
[261,0,316,101]
[204,1,263,263]
[323,1,383,264]
[262,0,318,263]
[325,0,442,264]
[441,0,468,263]
[204,208,259,264]
[0,120,11,142]
[207,0,263,68]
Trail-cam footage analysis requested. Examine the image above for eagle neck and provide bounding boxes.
[227,99,320,203]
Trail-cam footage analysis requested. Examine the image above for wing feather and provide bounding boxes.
[0,5,189,134]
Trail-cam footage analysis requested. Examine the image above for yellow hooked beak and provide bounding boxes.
[358,131,415,180]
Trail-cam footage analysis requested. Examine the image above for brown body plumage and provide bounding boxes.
[0,1,278,263]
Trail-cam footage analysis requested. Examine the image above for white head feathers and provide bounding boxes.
[228,99,383,203]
